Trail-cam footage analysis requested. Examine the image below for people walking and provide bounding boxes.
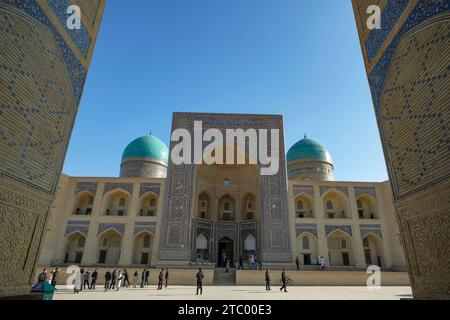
[265,269,271,291]
[157,269,164,290]
[279,269,288,293]
[104,270,111,291]
[37,269,47,285]
[165,269,169,287]
[110,269,117,290]
[51,268,59,287]
[141,269,146,288]
[145,269,150,286]
[91,269,98,290]
[295,256,300,271]
[83,269,90,289]
[122,269,130,287]
[133,271,139,288]
[196,268,204,295]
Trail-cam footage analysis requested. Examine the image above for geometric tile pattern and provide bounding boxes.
[360,224,382,239]
[379,16,449,197]
[72,0,102,27]
[295,223,318,238]
[325,225,353,238]
[0,5,75,193]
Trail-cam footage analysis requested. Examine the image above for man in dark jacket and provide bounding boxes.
[122,269,130,287]
[51,268,59,287]
[265,269,271,291]
[165,269,169,287]
[157,269,164,290]
[145,269,150,286]
[83,269,90,289]
[196,268,204,295]
[141,269,146,288]
[110,269,117,290]
[104,270,111,291]
[91,269,98,290]
[37,268,47,284]
[295,256,300,271]
[279,269,288,293]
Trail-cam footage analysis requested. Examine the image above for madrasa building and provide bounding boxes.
[38,113,406,273]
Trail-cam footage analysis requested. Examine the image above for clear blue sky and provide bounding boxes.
[63,0,388,182]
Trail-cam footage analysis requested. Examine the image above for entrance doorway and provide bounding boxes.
[342,252,350,266]
[218,237,233,267]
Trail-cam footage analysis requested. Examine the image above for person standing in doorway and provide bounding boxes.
[280,269,288,293]
[265,269,271,291]
[225,258,230,273]
[165,269,169,287]
[91,269,98,290]
[196,268,204,295]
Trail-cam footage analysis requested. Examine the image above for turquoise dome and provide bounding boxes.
[121,135,169,164]
[287,137,333,164]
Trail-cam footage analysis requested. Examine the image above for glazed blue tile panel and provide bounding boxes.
[368,0,449,113]
[139,183,161,197]
[103,182,133,195]
[134,221,157,235]
[360,224,383,239]
[354,186,377,198]
[325,225,353,237]
[365,0,409,61]
[295,223,318,237]
[65,220,90,236]
[98,223,126,236]
[5,0,87,103]
[45,0,91,55]
[75,181,98,194]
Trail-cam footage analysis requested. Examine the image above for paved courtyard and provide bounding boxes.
[53,285,413,300]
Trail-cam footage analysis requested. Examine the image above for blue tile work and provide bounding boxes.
[354,186,377,198]
[293,185,314,198]
[97,223,126,237]
[134,221,157,236]
[103,182,133,195]
[360,224,383,239]
[45,0,91,55]
[295,223,318,238]
[365,0,409,61]
[75,181,98,195]
[319,186,349,197]
[139,183,161,197]
[65,220,90,236]
[325,225,352,237]
[4,0,87,104]
[368,0,449,113]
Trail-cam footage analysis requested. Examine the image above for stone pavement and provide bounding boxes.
[53,285,413,300]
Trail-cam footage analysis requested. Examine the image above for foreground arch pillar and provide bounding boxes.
[0,0,105,298]
[352,0,449,299]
